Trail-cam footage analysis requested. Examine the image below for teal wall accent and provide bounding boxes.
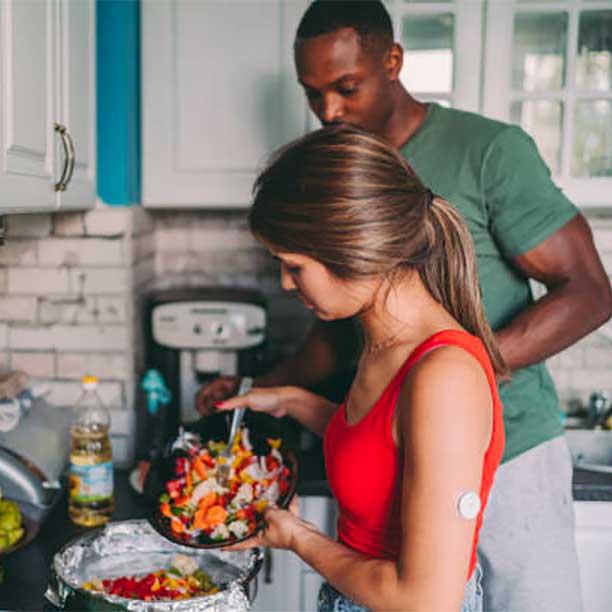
[96,0,140,205]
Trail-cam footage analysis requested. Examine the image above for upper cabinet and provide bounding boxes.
[141,0,310,208]
[483,0,612,207]
[0,0,96,214]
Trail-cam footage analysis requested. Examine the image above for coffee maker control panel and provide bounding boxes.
[152,301,266,350]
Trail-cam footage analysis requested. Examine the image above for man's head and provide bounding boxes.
[294,0,403,136]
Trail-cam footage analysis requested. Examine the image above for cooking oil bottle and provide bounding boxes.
[68,376,114,526]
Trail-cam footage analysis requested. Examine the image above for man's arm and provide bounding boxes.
[257,318,358,388]
[495,213,612,371]
[196,318,356,414]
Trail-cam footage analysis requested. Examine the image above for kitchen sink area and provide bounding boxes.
[563,428,612,612]
[567,429,612,476]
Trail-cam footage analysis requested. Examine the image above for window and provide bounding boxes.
[484,0,612,205]
[389,0,484,111]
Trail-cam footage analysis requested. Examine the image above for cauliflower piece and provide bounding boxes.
[210,523,230,541]
[261,481,280,503]
[234,483,254,505]
[190,478,226,506]
[228,520,250,539]
[244,462,267,481]
[171,553,199,576]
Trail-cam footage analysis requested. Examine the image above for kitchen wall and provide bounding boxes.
[1,207,611,465]
[0,208,155,463]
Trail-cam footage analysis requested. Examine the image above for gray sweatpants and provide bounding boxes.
[478,436,583,612]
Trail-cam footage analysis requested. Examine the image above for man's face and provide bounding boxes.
[294,28,396,136]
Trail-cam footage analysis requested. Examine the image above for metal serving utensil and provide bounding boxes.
[216,377,253,486]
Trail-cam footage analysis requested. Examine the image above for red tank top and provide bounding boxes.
[324,329,504,580]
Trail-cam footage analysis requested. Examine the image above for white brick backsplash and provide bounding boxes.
[0,241,37,266]
[0,297,37,323]
[593,227,612,253]
[53,325,129,351]
[10,324,128,351]
[133,257,155,288]
[96,297,127,323]
[0,352,9,370]
[156,228,191,251]
[8,267,70,294]
[583,346,612,368]
[84,209,130,237]
[44,380,124,410]
[0,324,7,350]
[57,352,128,379]
[69,268,128,294]
[38,238,123,267]
[190,227,258,251]
[131,208,155,236]
[9,326,56,350]
[7,214,52,238]
[133,234,155,261]
[53,213,85,236]
[39,295,111,325]
[109,408,134,435]
[11,351,55,377]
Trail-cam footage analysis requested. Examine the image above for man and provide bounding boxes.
[197,2,612,610]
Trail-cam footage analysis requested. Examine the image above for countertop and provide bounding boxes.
[1,453,610,611]
[0,447,330,612]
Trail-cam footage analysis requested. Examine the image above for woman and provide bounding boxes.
[219,125,506,612]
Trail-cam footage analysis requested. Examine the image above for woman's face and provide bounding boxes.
[272,250,373,320]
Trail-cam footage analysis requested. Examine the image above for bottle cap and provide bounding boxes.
[81,375,99,389]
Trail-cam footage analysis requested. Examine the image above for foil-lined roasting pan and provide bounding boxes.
[46,520,263,611]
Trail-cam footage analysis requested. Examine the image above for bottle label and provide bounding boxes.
[69,461,113,502]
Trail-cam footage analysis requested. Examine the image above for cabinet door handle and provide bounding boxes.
[54,123,76,191]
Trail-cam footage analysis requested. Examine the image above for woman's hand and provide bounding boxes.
[216,387,289,418]
[223,496,305,551]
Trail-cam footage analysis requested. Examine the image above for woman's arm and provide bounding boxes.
[217,385,338,437]
[278,346,493,610]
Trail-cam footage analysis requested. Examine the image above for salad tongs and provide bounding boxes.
[216,376,253,485]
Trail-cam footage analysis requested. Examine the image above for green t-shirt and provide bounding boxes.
[401,103,579,463]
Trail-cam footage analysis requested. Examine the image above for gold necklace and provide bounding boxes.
[368,325,413,353]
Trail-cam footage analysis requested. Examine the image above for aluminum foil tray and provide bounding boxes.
[48,519,263,611]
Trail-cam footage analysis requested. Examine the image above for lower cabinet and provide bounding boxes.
[250,496,337,612]
[574,501,612,612]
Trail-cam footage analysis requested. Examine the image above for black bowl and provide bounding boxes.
[146,413,298,549]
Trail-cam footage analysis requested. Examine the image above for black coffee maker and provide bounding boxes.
[138,286,267,461]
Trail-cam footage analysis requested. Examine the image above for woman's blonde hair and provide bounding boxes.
[250,125,508,378]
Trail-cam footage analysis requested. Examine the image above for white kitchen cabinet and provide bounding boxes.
[574,501,612,612]
[141,0,310,208]
[0,0,95,214]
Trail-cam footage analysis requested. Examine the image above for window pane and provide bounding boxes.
[513,12,567,91]
[572,100,612,177]
[401,14,454,93]
[511,100,563,174]
[576,11,612,91]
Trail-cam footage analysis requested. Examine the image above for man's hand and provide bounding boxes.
[195,376,240,416]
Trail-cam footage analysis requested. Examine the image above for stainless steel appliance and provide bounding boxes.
[0,390,70,529]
